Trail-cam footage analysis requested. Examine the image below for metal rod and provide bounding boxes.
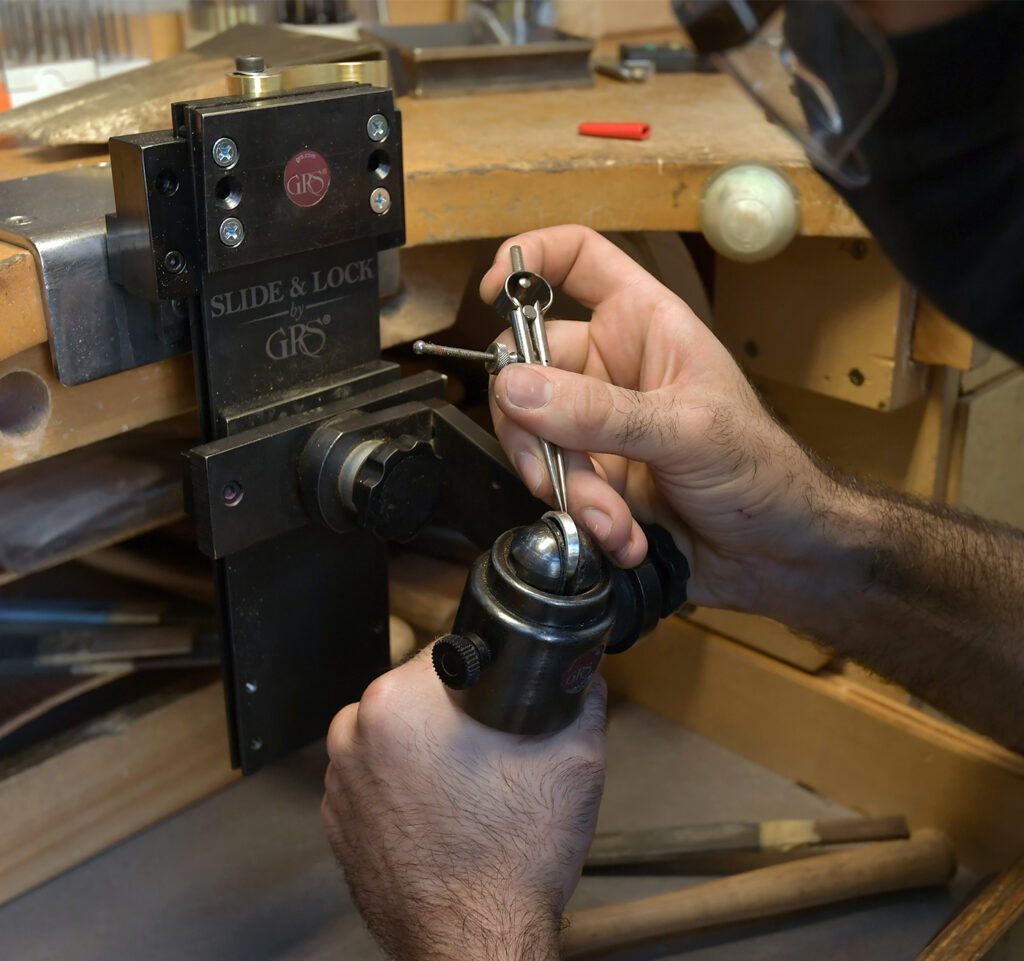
[510,244,525,272]
[413,340,491,363]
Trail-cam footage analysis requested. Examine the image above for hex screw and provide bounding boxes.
[367,113,389,142]
[370,187,391,215]
[219,217,245,247]
[222,480,244,506]
[250,737,262,751]
[163,249,185,273]
[212,136,238,168]
[849,368,865,386]
[4,214,34,226]
[235,54,265,74]
[245,681,258,694]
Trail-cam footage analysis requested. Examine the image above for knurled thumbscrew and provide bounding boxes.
[413,339,522,375]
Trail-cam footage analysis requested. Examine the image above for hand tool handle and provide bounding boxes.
[562,828,955,959]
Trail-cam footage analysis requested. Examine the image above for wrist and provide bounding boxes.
[379,901,562,961]
[744,468,878,629]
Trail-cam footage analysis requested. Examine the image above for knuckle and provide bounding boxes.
[572,379,616,435]
[358,670,401,719]
[325,702,358,763]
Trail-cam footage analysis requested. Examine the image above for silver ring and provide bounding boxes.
[543,510,580,585]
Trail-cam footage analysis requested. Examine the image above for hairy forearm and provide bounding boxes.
[762,474,1024,753]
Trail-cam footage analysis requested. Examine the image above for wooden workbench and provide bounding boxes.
[0,73,862,366]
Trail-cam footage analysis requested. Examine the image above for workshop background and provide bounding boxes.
[0,1,1021,959]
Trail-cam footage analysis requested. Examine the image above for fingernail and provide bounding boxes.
[582,508,612,544]
[515,450,545,494]
[504,366,552,410]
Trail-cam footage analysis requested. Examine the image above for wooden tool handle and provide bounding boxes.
[562,828,955,960]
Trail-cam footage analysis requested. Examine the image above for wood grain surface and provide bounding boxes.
[915,855,1024,960]
[603,616,1024,876]
[402,73,865,245]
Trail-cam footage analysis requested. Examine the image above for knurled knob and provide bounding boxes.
[643,523,690,616]
[432,634,485,690]
[350,434,443,542]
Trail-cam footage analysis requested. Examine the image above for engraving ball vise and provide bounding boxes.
[434,512,690,735]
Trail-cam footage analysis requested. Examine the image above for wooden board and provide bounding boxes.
[0,345,196,473]
[912,298,985,372]
[0,673,130,742]
[0,680,237,906]
[0,246,46,362]
[714,238,926,411]
[915,855,1024,961]
[387,549,467,638]
[685,607,832,674]
[554,0,680,37]
[948,368,1024,529]
[757,364,959,499]
[402,73,866,246]
[602,616,1024,875]
[380,240,476,348]
[960,349,1018,395]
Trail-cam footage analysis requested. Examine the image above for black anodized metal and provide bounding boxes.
[107,132,197,303]
[193,240,383,425]
[448,529,614,734]
[187,371,447,558]
[181,85,404,275]
[220,523,390,773]
[176,85,407,773]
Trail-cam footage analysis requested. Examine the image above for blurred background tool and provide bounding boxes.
[586,814,910,870]
[565,829,957,959]
[593,56,652,82]
[0,0,188,108]
[0,598,217,677]
[359,18,592,96]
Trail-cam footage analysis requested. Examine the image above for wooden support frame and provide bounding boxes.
[714,238,927,412]
[0,681,237,907]
[602,616,1024,876]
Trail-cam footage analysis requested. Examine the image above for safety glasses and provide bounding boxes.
[673,1,897,187]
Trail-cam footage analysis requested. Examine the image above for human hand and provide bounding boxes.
[322,645,607,961]
[481,225,835,616]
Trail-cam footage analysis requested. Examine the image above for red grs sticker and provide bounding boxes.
[284,149,330,207]
[560,645,604,694]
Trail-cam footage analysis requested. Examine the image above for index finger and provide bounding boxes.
[480,225,658,311]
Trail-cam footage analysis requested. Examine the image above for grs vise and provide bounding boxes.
[0,57,687,774]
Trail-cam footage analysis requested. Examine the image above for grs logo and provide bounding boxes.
[283,149,331,208]
[560,645,604,694]
[286,169,326,199]
[266,314,330,360]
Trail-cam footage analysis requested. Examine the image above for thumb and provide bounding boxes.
[494,365,678,465]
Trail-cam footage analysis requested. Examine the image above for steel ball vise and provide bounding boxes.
[433,510,690,735]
